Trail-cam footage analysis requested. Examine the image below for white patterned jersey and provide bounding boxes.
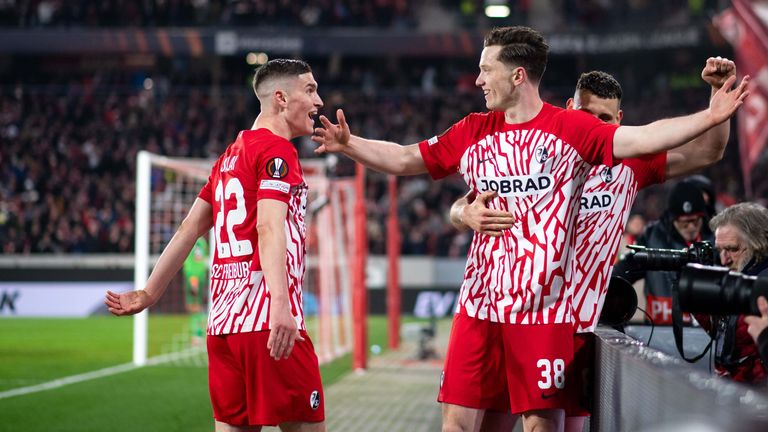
[571,155,666,332]
[419,103,619,324]
[198,129,308,335]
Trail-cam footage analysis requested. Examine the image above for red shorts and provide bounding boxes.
[207,331,324,426]
[565,333,594,417]
[438,313,575,414]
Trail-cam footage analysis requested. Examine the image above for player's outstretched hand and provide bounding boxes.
[701,56,736,89]
[708,74,750,124]
[745,296,768,344]
[312,108,351,155]
[105,290,153,316]
[461,190,516,237]
[268,306,305,360]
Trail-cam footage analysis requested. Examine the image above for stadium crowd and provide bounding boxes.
[0,0,713,30]
[1,48,755,256]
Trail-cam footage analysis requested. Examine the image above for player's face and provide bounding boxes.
[286,72,323,138]
[715,224,751,271]
[568,90,622,124]
[476,45,517,111]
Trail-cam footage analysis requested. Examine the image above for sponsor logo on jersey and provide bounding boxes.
[309,390,321,410]
[579,192,614,213]
[600,167,613,183]
[211,261,251,279]
[266,157,288,178]
[260,179,290,193]
[541,389,560,400]
[477,174,554,197]
[534,145,549,163]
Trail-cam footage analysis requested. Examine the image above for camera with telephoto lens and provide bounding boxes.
[678,264,768,315]
[623,241,717,270]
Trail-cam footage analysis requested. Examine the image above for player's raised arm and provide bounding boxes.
[105,198,213,316]
[312,108,427,176]
[664,57,735,178]
[612,74,749,160]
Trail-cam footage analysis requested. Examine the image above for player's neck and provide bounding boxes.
[503,88,543,125]
[252,114,291,140]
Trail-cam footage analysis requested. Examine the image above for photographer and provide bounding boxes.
[616,181,712,324]
[697,203,768,385]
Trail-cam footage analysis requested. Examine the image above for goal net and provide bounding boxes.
[133,151,357,366]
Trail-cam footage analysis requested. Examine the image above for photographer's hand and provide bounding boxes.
[744,296,768,344]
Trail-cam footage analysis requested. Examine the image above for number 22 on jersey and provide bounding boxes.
[214,178,253,258]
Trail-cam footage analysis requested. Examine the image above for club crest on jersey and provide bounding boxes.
[600,167,613,183]
[266,157,288,179]
[580,192,614,213]
[478,174,554,197]
[309,390,321,410]
[534,145,548,163]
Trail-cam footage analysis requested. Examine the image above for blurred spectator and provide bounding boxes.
[615,181,712,324]
[0,47,748,256]
[0,0,715,31]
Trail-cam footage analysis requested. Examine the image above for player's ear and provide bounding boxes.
[617,109,624,124]
[566,98,575,110]
[512,67,526,86]
[274,89,288,108]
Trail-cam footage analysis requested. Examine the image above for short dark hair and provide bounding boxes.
[252,59,312,95]
[576,71,623,103]
[483,26,549,82]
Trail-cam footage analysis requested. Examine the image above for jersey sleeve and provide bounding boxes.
[622,152,667,190]
[560,110,620,167]
[197,159,220,203]
[256,140,302,203]
[417,115,476,180]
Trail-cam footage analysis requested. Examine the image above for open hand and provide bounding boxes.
[312,108,351,154]
[708,74,750,125]
[104,290,153,316]
[461,190,516,237]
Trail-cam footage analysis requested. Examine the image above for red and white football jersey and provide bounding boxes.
[198,129,308,335]
[419,103,619,324]
[571,154,666,332]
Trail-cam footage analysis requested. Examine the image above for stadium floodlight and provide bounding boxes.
[485,0,510,18]
[246,52,269,65]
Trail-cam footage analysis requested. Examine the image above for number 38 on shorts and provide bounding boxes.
[536,358,565,390]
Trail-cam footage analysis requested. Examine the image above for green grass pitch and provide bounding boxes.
[0,315,391,432]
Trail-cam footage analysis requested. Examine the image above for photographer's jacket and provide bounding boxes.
[696,257,768,385]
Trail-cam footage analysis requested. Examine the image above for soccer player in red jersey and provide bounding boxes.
[451,57,736,431]
[313,25,748,432]
[105,59,326,432]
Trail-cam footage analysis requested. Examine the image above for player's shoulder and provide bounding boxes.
[463,110,503,123]
[240,129,291,147]
[552,105,595,124]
